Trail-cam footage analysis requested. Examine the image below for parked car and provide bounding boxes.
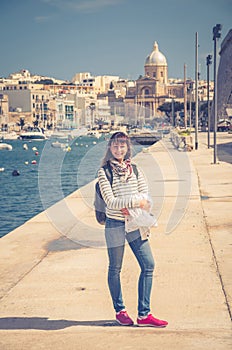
[217,119,231,132]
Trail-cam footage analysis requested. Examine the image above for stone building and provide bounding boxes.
[124,41,186,125]
[217,29,232,120]
[125,42,169,123]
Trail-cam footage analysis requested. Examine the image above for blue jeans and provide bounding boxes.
[105,218,155,317]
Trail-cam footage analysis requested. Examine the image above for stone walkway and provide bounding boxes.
[0,132,231,350]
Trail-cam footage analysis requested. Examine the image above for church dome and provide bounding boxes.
[145,41,167,66]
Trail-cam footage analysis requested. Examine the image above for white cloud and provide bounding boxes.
[34,15,52,23]
[41,0,125,13]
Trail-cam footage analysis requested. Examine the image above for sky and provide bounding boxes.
[0,0,231,82]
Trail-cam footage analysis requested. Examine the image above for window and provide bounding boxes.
[145,89,149,95]
[153,72,156,78]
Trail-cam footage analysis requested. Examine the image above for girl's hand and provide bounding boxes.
[121,208,130,216]
[139,199,151,211]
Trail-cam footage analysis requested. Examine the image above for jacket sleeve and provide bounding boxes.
[137,167,149,194]
[98,168,141,210]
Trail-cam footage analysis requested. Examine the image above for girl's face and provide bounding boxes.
[110,141,128,162]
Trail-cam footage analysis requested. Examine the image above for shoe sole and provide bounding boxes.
[137,323,167,328]
[116,319,134,326]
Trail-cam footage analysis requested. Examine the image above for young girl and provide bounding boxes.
[98,131,168,327]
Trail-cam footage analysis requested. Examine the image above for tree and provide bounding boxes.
[17,117,25,130]
[34,79,54,85]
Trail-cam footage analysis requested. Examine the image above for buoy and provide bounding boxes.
[31,160,37,164]
[35,151,39,156]
[93,141,97,144]
[32,147,37,151]
[24,161,29,165]
[0,167,5,172]
[12,169,20,176]
[86,145,88,147]
[23,144,28,150]
[66,146,71,152]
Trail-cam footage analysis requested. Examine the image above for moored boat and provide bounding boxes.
[51,141,66,148]
[19,127,46,140]
[129,130,161,145]
[0,143,13,151]
[0,131,18,140]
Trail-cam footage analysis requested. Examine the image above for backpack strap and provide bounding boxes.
[102,160,113,185]
[131,163,138,179]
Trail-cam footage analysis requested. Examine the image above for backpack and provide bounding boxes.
[94,161,138,225]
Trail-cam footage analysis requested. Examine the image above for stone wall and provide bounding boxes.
[211,29,232,123]
[218,29,232,119]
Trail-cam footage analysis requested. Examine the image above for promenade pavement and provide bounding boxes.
[0,132,231,350]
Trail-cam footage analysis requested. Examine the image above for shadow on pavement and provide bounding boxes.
[217,141,232,164]
[0,317,120,330]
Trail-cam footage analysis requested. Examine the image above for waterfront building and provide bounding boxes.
[124,41,171,124]
[1,83,50,128]
[53,94,77,129]
[1,34,224,132]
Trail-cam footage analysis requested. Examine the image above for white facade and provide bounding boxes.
[71,72,120,94]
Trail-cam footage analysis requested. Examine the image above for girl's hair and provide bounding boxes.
[101,131,132,166]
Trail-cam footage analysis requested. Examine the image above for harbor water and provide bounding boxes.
[0,135,144,238]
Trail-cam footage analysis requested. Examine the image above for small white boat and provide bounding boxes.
[0,131,18,140]
[19,127,46,140]
[51,141,66,149]
[0,143,13,151]
[49,130,69,139]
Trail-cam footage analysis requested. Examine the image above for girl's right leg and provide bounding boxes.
[105,218,126,313]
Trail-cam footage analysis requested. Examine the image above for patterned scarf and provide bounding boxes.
[110,158,133,183]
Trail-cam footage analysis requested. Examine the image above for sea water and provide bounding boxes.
[0,136,143,237]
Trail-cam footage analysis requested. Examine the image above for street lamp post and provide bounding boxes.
[206,54,212,148]
[213,24,222,164]
[171,98,175,127]
[184,63,187,129]
[195,32,199,150]
[89,102,96,129]
[189,85,192,133]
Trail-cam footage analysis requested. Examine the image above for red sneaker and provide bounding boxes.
[116,310,134,326]
[137,313,168,328]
